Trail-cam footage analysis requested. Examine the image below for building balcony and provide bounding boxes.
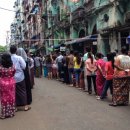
[53,15,60,26]
[71,8,85,22]
[42,11,47,21]
[25,5,29,12]
[94,0,115,14]
[84,0,91,4]
[30,4,39,14]
[51,0,57,8]
[84,0,94,12]
[71,1,83,12]
[60,8,70,21]
[45,29,52,38]
[22,23,27,32]
[27,14,31,21]
[59,16,71,29]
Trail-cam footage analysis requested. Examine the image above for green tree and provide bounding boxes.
[0,45,6,53]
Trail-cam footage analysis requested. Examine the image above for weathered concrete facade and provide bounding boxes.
[42,0,97,54]
[96,0,130,55]
[10,0,44,53]
[10,0,130,55]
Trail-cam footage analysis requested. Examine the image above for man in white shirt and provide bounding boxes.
[10,45,30,111]
[56,52,63,80]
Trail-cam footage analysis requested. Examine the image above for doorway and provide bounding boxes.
[121,31,129,50]
[102,36,110,56]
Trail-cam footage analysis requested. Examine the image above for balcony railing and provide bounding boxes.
[84,0,94,12]
[72,8,85,22]
[60,10,70,21]
[53,15,60,25]
[71,1,83,12]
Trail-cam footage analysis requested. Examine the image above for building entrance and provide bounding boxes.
[121,31,129,50]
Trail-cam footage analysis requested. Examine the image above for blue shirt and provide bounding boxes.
[11,54,26,83]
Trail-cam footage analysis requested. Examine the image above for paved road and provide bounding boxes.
[0,78,130,130]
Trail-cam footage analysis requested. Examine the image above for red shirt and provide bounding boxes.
[105,62,114,80]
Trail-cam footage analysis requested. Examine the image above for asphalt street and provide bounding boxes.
[0,77,130,130]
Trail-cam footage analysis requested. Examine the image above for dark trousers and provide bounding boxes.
[58,63,62,79]
[16,80,27,106]
[68,68,74,84]
[101,80,113,99]
[74,69,81,83]
[63,66,70,84]
[87,75,97,94]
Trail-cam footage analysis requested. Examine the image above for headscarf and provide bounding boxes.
[17,48,27,61]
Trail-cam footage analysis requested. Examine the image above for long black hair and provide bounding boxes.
[74,51,81,65]
[46,55,52,64]
[88,52,94,64]
[107,53,115,69]
[96,53,103,59]
[121,46,128,55]
[10,45,17,54]
[1,53,13,68]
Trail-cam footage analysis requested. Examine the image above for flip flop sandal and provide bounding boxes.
[0,116,5,119]
[78,88,82,90]
[24,106,31,111]
[109,104,117,107]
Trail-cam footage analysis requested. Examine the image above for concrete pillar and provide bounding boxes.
[110,31,118,52]
[97,34,102,53]
[97,34,107,55]
[70,26,73,39]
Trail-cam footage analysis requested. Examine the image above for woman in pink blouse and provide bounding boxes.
[86,53,97,94]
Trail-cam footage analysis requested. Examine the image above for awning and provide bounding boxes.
[29,49,36,53]
[30,5,39,14]
[47,47,53,52]
[31,35,39,40]
[53,44,60,49]
[31,35,37,39]
[65,35,97,45]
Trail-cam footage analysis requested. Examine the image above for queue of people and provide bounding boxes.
[42,46,130,107]
[1,45,130,119]
[0,45,34,119]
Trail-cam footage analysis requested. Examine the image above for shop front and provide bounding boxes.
[65,34,97,55]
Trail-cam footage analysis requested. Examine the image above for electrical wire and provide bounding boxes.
[0,1,113,16]
[9,36,129,42]
[0,6,18,13]
[0,6,85,15]
[1,2,122,43]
